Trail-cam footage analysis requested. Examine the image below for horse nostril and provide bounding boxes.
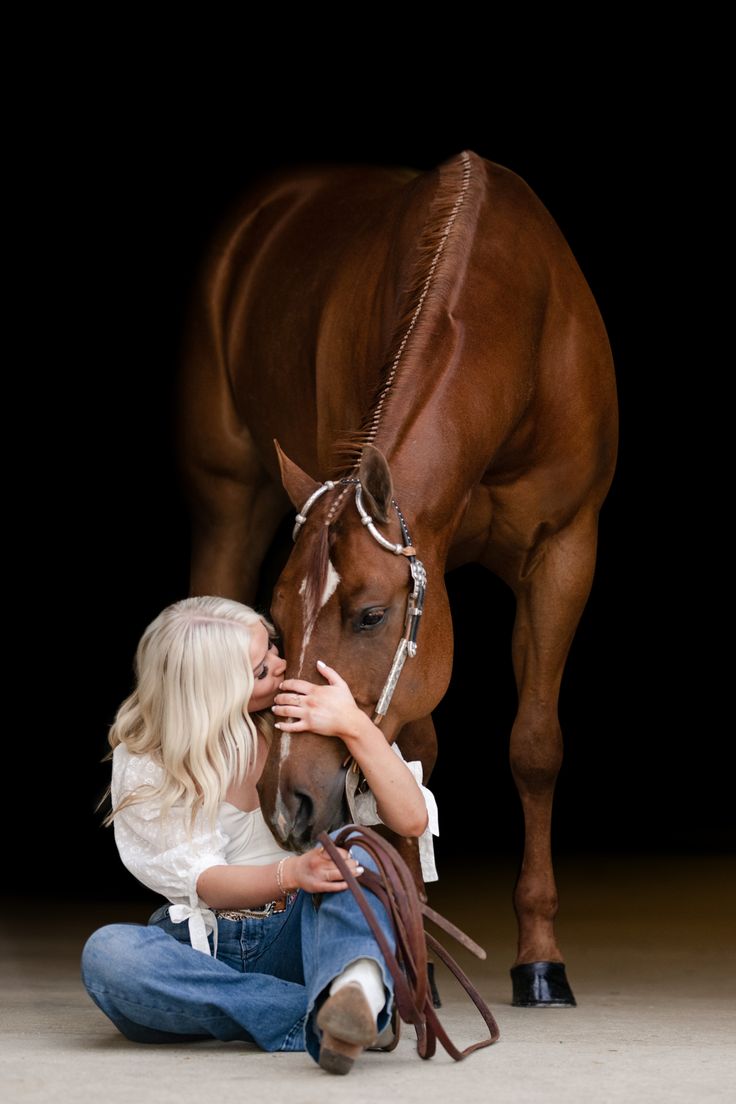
[293,791,314,839]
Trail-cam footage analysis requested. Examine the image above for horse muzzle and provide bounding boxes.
[258,746,348,852]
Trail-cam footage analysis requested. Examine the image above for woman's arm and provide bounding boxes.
[197,845,363,908]
[273,662,429,838]
[112,747,361,911]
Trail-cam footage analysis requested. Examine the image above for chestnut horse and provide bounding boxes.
[176,149,618,1006]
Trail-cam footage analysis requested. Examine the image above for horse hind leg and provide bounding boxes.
[183,430,288,606]
[507,508,599,1007]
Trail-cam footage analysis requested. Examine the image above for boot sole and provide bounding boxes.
[317,983,379,1074]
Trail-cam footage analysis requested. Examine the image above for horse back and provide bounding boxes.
[179,162,428,481]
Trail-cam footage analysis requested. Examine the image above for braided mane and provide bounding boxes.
[331,149,485,475]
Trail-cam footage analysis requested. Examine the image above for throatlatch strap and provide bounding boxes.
[317,825,500,1060]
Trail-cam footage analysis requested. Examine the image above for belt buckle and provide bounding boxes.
[242,896,286,918]
[215,893,294,921]
[246,904,272,918]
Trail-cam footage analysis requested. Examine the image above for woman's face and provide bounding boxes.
[247,621,287,713]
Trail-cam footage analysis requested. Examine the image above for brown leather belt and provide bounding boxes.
[213,893,296,920]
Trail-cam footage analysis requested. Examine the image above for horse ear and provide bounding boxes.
[273,440,321,509]
[358,444,394,524]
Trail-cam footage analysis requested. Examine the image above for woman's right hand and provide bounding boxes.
[286,845,364,893]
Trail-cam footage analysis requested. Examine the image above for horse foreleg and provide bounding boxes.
[508,509,599,1007]
[176,359,288,604]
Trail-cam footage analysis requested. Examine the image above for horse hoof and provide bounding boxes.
[510,961,577,1007]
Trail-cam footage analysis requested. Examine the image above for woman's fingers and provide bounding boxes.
[278,678,316,695]
[273,692,297,705]
[272,697,308,730]
[272,702,303,716]
[294,861,347,893]
[311,846,362,876]
[272,699,312,733]
[302,843,363,891]
[316,659,345,684]
[274,672,358,738]
[279,664,346,692]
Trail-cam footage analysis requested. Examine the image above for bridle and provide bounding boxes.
[292,477,427,728]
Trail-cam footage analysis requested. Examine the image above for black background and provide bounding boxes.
[20,59,727,903]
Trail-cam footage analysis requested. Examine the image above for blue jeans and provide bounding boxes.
[81,834,395,1063]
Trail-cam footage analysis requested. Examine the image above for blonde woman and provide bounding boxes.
[81,596,439,1075]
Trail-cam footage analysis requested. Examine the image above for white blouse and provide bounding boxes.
[111,742,439,957]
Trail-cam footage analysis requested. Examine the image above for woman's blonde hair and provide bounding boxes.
[103,596,274,830]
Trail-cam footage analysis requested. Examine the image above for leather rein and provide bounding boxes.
[318,824,501,1060]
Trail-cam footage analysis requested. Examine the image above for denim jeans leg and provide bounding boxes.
[241,891,307,986]
[81,921,308,1051]
[299,829,397,1064]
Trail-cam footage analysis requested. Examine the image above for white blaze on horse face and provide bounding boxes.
[274,734,292,838]
[296,560,341,675]
[321,559,341,609]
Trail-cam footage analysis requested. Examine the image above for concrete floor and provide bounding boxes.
[2,855,735,1103]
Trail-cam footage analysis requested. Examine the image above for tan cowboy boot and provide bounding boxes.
[316,982,379,1074]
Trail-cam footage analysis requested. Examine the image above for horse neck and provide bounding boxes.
[351,156,491,546]
[370,379,481,556]
[324,151,496,549]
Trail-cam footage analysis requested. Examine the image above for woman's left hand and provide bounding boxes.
[272,661,365,739]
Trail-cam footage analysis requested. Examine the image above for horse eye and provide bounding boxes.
[358,608,385,630]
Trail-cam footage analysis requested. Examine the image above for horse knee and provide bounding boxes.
[510,722,562,795]
[510,758,561,795]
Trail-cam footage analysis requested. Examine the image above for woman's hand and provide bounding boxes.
[197,844,365,907]
[272,660,367,740]
[274,661,429,839]
[286,844,363,893]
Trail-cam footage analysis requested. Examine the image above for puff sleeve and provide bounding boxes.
[345,742,440,882]
[110,745,229,952]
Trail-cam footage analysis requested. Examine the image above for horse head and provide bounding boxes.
[257,441,454,851]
